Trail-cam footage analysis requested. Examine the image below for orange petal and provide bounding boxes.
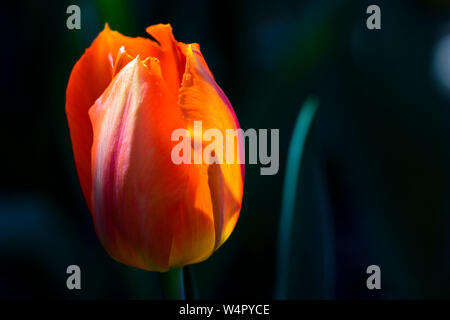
[146,24,186,97]
[178,44,245,251]
[65,24,161,210]
[88,57,216,271]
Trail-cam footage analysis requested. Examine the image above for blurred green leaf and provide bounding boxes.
[275,97,319,299]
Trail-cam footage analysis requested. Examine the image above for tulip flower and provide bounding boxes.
[65,24,244,273]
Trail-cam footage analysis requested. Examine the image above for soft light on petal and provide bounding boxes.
[66,24,161,210]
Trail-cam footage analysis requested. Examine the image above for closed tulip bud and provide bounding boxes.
[65,24,244,272]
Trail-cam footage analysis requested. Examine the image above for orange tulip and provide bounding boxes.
[65,24,244,272]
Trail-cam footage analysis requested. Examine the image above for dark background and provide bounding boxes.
[1,0,450,299]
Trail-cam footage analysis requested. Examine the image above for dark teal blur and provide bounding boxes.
[1,0,450,299]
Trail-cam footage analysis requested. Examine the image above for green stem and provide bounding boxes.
[184,265,198,300]
[159,267,185,300]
